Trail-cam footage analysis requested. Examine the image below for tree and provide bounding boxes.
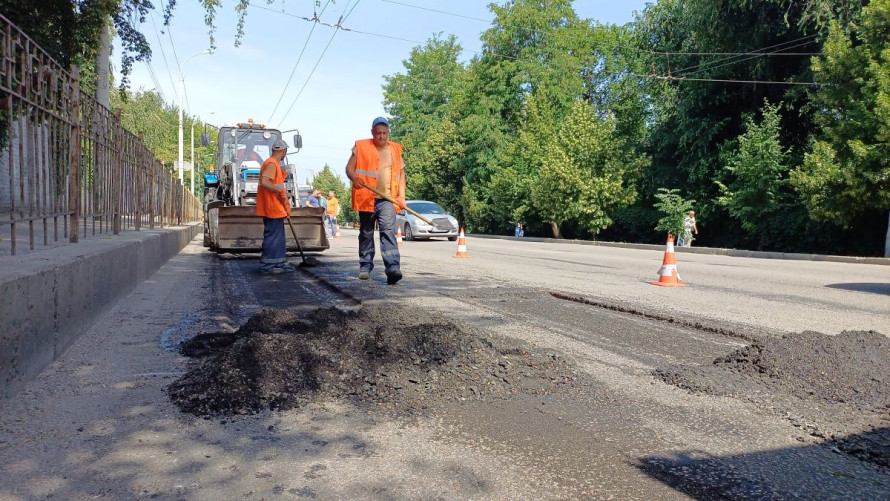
[525,99,647,238]
[633,0,833,247]
[382,36,465,220]
[654,188,695,239]
[0,0,157,90]
[791,0,890,255]
[453,0,613,233]
[717,101,792,248]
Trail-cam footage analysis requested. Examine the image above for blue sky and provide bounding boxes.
[114,0,652,181]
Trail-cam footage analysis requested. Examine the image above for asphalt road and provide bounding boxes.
[0,231,887,500]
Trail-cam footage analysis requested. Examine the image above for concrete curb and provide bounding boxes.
[470,234,890,266]
[0,223,201,399]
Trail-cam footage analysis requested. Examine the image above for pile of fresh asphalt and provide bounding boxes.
[655,329,890,469]
[168,303,578,419]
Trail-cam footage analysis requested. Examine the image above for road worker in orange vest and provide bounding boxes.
[345,116,406,285]
[255,139,294,274]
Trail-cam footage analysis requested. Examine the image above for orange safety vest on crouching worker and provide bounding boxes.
[255,157,289,218]
[351,139,403,212]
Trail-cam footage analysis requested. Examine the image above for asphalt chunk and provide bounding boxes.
[168,304,578,418]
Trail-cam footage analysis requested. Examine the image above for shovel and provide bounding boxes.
[362,184,452,230]
[286,215,320,267]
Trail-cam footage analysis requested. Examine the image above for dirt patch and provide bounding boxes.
[655,330,890,469]
[168,304,578,418]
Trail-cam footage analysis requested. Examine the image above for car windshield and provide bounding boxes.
[407,202,446,215]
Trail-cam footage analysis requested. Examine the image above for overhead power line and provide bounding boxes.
[637,73,818,86]
[149,11,177,101]
[266,0,335,124]
[249,2,821,89]
[663,35,819,78]
[276,0,365,127]
[380,0,488,23]
[247,1,519,61]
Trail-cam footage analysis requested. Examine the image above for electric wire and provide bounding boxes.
[276,0,364,127]
[267,0,335,124]
[665,35,818,77]
[145,60,166,101]
[149,11,178,101]
[635,73,818,86]
[247,1,519,61]
[380,0,488,23]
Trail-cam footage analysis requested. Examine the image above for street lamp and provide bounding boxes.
[191,111,215,194]
[178,49,212,185]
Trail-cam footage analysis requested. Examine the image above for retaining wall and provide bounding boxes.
[0,224,201,399]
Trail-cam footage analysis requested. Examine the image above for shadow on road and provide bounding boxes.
[825,282,890,295]
[637,427,890,499]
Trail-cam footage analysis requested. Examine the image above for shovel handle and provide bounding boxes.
[361,184,434,225]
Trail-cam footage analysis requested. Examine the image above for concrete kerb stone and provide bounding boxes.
[0,223,201,400]
[471,233,890,265]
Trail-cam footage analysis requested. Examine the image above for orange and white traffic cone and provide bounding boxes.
[453,227,469,258]
[396,226,403,246]
[334,224,341,239]
[652,234,685,287]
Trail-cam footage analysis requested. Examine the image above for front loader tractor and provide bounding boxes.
[202,120,328,253]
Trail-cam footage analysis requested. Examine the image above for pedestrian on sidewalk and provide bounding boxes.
[256,140,294,274]
[679,210,698,247]
[345,116,406,285]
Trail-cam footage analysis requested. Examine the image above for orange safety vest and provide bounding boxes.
[255,157,289,218]
[351,139,403,212]
[326,196,340,216]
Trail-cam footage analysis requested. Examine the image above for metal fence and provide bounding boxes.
[0,14,201,255]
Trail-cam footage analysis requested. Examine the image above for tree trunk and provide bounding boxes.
[549,221,562,239]
[95,18,111,108]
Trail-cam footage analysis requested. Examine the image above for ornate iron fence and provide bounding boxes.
[0,13,200,255]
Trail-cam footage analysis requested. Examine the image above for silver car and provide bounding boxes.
[395,200,460,241]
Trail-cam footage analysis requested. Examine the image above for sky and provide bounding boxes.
[113,0,652,182]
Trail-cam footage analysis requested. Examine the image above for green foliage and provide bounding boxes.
[717,101,791,238]
[792,0,890,226]
[525,99,646,237]
[0,0,156,90]
[383,36,466,222]
[653,188,695,238]
[110,88,216,197]
[634,0,829,238]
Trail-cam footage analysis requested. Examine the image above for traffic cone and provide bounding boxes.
[335,224,341,239]
[652,234,685,287]
[453,227,469,258]
[396,226,403,246]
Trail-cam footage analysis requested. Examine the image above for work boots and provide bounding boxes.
[386,269,402,285]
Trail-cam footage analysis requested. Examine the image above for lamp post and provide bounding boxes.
[178,49,212,185]
[191,111,215,194]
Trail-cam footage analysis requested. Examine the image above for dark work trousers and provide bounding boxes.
[260,217,287,271]
[358,198,400,274]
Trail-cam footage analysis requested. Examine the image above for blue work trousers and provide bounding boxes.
[358,199,400,274]
[260,217,287,271]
